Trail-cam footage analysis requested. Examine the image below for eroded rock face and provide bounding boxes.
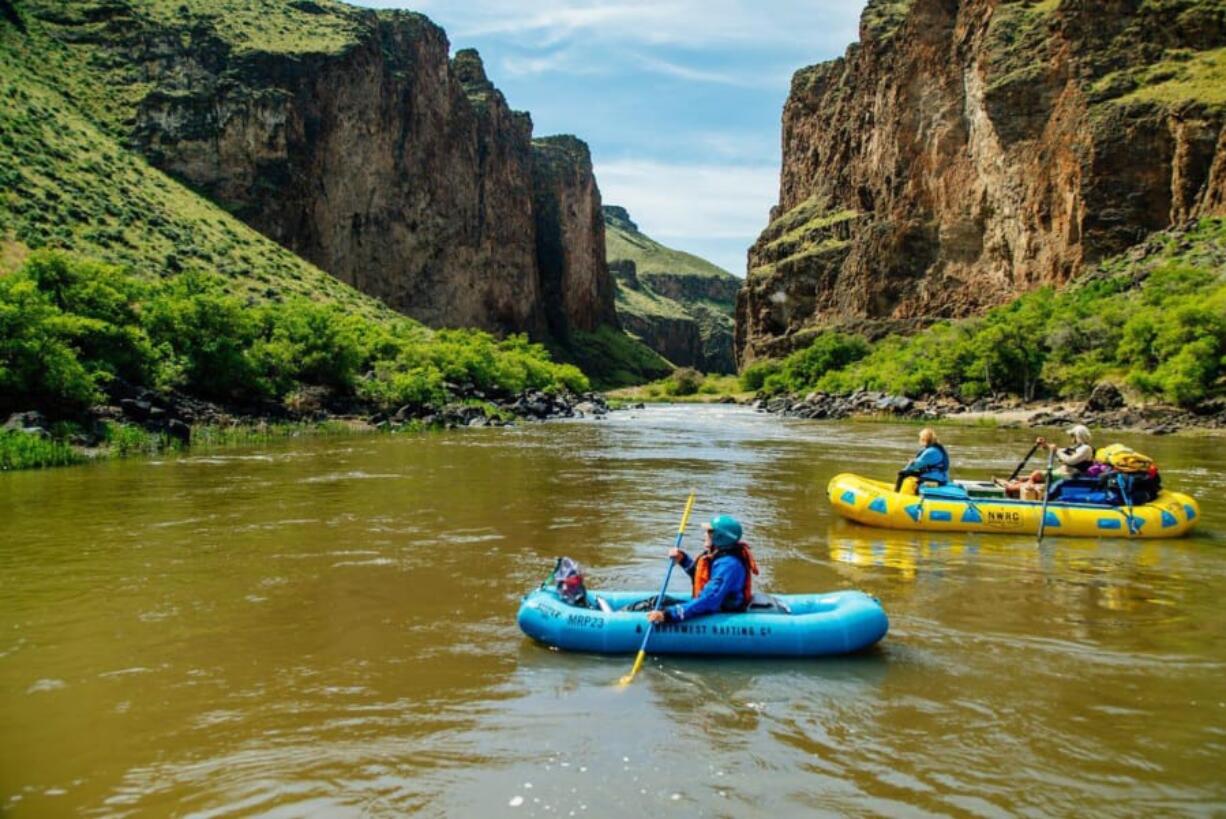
[132,16,550,334]
[737,0,1226,365]
[531,136,618,336]
[48,4,615,339]
[618,308,705,370]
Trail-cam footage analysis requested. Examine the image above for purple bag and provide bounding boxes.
[1085,462,1109,478]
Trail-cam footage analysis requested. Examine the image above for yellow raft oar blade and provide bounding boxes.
[616,489,696,688]
[618,649,647,687]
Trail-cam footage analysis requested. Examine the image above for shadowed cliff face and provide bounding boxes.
[19,1,617,340]
[737,0,1226,366]
[532,136,618,337]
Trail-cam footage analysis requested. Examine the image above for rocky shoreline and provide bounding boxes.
[2,381,613,455]
[749,383,1226,435]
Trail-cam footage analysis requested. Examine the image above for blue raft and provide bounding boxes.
[517,588,888,657]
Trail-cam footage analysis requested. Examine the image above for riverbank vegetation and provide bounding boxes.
[607,370,747,403]
[0,251,589,419]
[743,219,1226,408]
[0,418,376,471]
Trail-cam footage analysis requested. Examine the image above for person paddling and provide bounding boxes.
[894,427,950,493]
[1037,425,1095,479]
[646,515,759,625]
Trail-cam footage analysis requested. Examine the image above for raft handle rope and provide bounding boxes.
[1116,473,1139,536]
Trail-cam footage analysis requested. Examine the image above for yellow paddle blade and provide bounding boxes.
[678,491,696,534]
[618,650,647,687]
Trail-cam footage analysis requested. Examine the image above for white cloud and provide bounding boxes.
[500,50,591,77]
[631,53,765,87]
[595,159,778,242]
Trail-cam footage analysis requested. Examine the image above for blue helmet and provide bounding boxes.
[705,514,742,548]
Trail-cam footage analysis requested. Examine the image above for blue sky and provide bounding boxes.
[355,1,868,276]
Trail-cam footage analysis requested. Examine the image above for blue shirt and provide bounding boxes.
[666,550,747,622]
[903,444,950,485]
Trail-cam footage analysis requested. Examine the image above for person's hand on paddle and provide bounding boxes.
[647,610,666,624]
[669,548,686,563]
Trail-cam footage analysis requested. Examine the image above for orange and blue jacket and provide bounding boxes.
[664,543,759,622]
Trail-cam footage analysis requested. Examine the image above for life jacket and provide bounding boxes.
[1095,443,1158,476]
[910,442,950,484]
[692,542,760,611]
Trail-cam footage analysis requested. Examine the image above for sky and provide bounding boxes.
[354,1,868,276]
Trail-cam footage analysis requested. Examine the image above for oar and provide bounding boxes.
[1008,441,1042,482]
[618,490,697,687]
[1036,447,1056,544]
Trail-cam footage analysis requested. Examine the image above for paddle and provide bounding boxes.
[1036,447,1056,544]
[618,490,697,687]
[1008,441,1042,482]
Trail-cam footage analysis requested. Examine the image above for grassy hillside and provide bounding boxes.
[604,206,735,281]
[4,0,374,139]
[0,45,389,318]
[603,206,740,373]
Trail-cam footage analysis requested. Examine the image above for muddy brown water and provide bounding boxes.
[2,406,1224,816]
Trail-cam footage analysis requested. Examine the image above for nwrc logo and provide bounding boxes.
[986,508,1024,529]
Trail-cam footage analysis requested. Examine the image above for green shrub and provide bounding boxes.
[739,359,781,391]
[0,251,594,419]
[251,298,366,395]
[751,331,871,396]
[665,367,704,396]
[0,251,164,412]
[142,273,266,400]
[357,363,447,410]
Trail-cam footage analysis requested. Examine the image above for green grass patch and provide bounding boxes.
[861,0,915,42]
[984,0,1061,96]
[1115,47,1226,108]
[608,372,747,403]
[0,429,83,470]
[605,221,735,280]
[615,282,691,321]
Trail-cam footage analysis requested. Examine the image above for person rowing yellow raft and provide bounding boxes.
[829,433,1200,539]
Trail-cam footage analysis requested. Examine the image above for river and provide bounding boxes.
[2,405,1224,816]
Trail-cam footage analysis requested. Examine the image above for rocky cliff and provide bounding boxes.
[605,206,741,373]
[533,137,618,337]
[737,0,1226,365]
[10,0,619,341]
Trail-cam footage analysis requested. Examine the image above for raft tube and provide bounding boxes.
[517,588,888,657]
[828,473,1200,539]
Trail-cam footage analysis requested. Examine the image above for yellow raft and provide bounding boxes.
[828,473,1200,539]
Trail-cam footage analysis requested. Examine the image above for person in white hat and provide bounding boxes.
[1036,424,1095,478]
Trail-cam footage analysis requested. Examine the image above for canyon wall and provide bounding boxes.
[737,0,1226,364]
[532,136,618,337]
[19,1,617,339]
